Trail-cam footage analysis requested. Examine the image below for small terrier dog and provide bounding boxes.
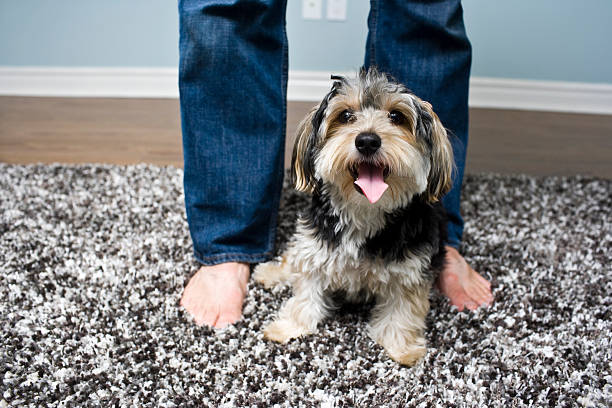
[254,68,453,366]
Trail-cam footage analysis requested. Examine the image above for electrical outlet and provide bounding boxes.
[302,0,322,20]
[326,0,347,21]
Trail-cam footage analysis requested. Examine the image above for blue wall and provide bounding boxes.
[1,0,611,84]
[464,0,612,84]
[0,0,179,67]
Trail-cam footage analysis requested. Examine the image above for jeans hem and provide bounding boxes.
[194,250,274,266]
[445,239,461,250]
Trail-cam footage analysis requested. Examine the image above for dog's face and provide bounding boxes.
[292,68,454,209]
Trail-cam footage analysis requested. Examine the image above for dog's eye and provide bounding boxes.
[388,110,405,125]
[338,110,354,124]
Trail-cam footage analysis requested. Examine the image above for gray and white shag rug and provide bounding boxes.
[1,163,611,407]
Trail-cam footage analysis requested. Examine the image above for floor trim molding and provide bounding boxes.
[1,67,611,114]
[0,67,179,99]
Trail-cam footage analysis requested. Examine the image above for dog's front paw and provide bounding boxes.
[264,319,311,343]
[385,338,427,367]
[253,260,289,289]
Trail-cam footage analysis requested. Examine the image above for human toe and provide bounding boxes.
[214,310,242,328]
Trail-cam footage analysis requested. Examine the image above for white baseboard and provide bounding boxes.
[1,67,612,115]
[0,67,179,98]
[468,77,612,115]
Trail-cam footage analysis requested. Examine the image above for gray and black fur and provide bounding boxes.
[255,67,455,366]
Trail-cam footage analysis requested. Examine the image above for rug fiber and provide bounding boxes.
[0,164,610,407]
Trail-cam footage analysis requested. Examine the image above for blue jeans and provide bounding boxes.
[179,0,471,265]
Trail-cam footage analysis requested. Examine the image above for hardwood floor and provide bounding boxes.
[0,97,183,166]
[1,96,610,178]
[467,108,612,177]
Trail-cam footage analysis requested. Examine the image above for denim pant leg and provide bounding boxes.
[364,0,472,249]
[179,0,288,265]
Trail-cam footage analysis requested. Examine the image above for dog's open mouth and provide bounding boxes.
[350,163,389,204]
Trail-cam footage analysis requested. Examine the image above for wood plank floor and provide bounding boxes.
[1,96,610,178]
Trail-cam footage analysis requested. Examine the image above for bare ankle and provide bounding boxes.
[198,262,250,281]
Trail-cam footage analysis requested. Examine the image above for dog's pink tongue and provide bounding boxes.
[354,163,388,204]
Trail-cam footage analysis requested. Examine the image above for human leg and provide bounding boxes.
[364,0,492,309]
[365,0,470,247]
[178,0,288,326]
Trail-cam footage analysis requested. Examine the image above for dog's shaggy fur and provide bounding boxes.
[254,68,454,366]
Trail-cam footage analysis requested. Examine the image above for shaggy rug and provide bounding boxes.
[0,163,610,407]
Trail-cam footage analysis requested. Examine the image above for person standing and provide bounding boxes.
[178,0,493,328]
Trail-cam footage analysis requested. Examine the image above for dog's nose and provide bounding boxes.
[355,133,381,156]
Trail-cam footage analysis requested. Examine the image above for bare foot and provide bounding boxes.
[180,262,250,328]
[436,246,493,311]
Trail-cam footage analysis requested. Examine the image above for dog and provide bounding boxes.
[254,67,453,366]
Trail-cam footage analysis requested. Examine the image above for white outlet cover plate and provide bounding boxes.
[327,0,347,21]
[302,0,323,20]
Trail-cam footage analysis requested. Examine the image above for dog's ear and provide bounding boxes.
[416,100,454,203]
[291,83,340,193]
[291,106,318,193]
